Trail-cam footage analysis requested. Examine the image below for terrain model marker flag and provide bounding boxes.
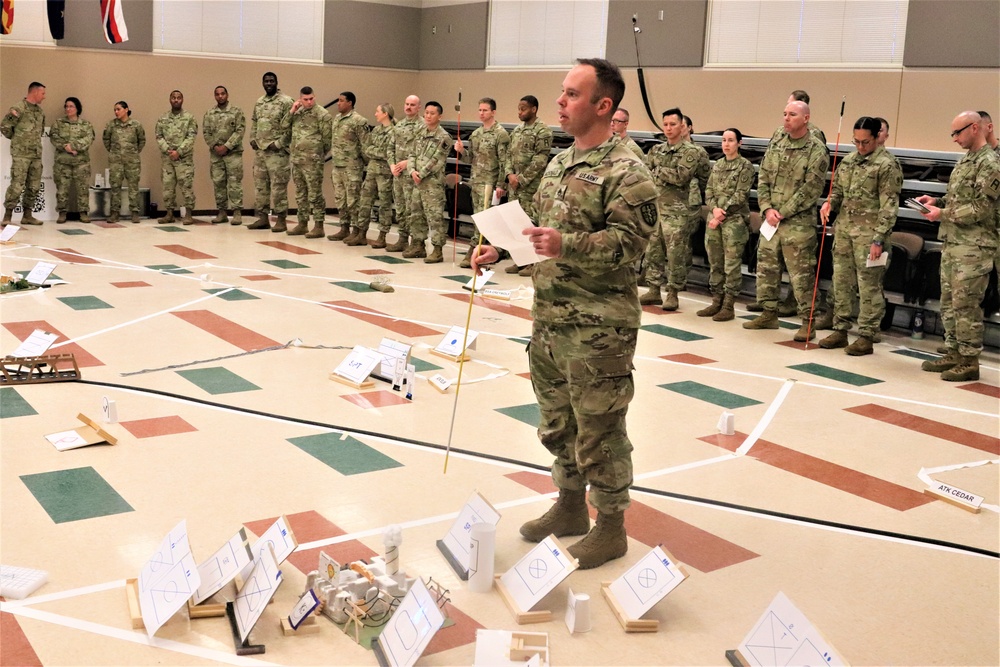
[1,0,13,35]
[101,0,128,44]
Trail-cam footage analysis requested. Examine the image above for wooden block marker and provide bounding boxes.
[494,575,552,624]
[924,481,984,513]
[125,578,143,629]
[281,616,319,636]
[602,583,658,632]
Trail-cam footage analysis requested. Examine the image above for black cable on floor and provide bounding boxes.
[77,379,999,560]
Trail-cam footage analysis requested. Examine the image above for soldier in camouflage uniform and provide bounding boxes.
[155,90,198,225]
[683,115,711,292]
[1,82,46,225]
[387,95,422,253]
[285,87,331,239]
[203,86,245,225]
[473,59,658,570]
[612,108,645,160]
[50,97,94,224]
[978,111,1000,276]
[818,117,903,356]
[744,101,829,342]
[502,95,553,274]
[639,108,701,311]
[917,111,1000,382]
[404,101,452,263]
[328,92,370,243]
[454,97,510,267]
[103,101,145,223]
[700,128,754,321]
[248,72,293,232]
[355,103,396,248]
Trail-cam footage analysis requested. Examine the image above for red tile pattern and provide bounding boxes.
[341,390,412,409]
[154,244,217,260]
[322,300,440,338]
[110,281,152,288]
[172,309,281,352]
[660,353,716,365]
[245,510,377,575]
[119,415,197,439]
[257,241,321,255]
[957,382,1000,399]
[845,403,999,456]
[440,292,533,320]
[3,320,103,367]
[241,274,280,281]
[44,247,100,264]
[0,608,43,667]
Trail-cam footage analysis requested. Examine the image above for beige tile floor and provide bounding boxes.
[1,214,997,666]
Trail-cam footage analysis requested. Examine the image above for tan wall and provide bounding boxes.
[3,43,998,210]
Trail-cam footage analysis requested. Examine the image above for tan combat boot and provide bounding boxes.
[402,240,427,259]
[697,294,723,317]
[519,489,590,543]
[567,510,627,570]
[459,246,474,268]
[424,246,444,264]
[743,309,779,330]
[936,344,950,355]
[639,287,661,306]
[130,212,141,224]
[813,309,835,330]
[845,335,874,356]
[504,262,522,274]
[247,212,270,230]
[518,263,535,277]
[1,210,12,226]
[109,210,121,224]
[370,231,388,249]
[661,289,679,311]
[286,220,308,236]
[385,235,408,252]
[713,295,736,322]
[211,210,227,224]
[777,290,798,317]
[819,330,849,349]
[793,319,816,342]
[921,350,961,373]
[157,210,175,225]
[79,213,90,223]
[941,355,979,381]
[327,224,350,241]
[21,211,41,225]
[271,214,287,233]
[231,210,242,226]
[345,228,369,246]
[56,211,67,224]
[305,221,325,239]
[181,211,195,225]
[746,302,764,312]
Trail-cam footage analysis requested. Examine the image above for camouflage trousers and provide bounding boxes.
[331,163,363,227]
[831,226,889,338]
[393,173,415,236]
[704,216,749,297]
[357,163,393,233]
[644,210,695,291]
[210,152,243,210]
[512,183,539,223]
[468,178,496,244]
[940,241,992,357]
[109,156,142,214]
[53,159,91,213]
[754,220,817,315]
[253,150,290,215]
[529,322,637,513]
[4,156,42,211]
[409,176,446,246]
[291,160,326,224]
[161,155,195,211]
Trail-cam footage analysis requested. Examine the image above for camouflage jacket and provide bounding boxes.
[504,119,553,191]
[250,91,293,153]
[770,122,827,146]
[331,109,369,168]
[687,141,711,211]
[409,124,452,182]
[287,104,331,164]
[50,117,95,164]
[393,116,422,164]
[757,132,829,224]
[935,144,1000,248]
[203,104,245,154]
[461,122,510,187]
[532,137,659,328]
[0,99,45,158]
[828,146,903,242]
[643,140,701,212]
[363,124,395,173]
[617,135,645,160]
[705,155,754,220]
[103,118,145,157]
[155,110,198,159]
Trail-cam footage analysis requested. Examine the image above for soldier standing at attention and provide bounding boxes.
[354,103,396,248]
[247,72,293,232]
[700,128,754,322]
[454,96,510,267]
[502,95,553,275]
[612,107,645,159]
[203,85,245,225]
[387,95,422,253]
[917,111,1000,382]
[155,90,198,225]
[683,114,711,291]
[103,101,145,223]
[51,97,95,224]
[285,87,331,239]
[638,108,701,311]
[328,91,370,244]
[818,117,903,356]
[404,101,452,263]
[472,58,658,569]
[1,82,46,226]
[743,100,829,342]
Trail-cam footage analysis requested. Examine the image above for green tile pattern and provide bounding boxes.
[496,403,540,428]
[58,295,113,310]
[146,264,193,274]
[787,363,883,386]
[409,356,442,373]
[659,380,763,409]
[507,336,531,346]
[20,467,134,523]
[58,228,91,235]
[287,433,402,475]
[154,226,189,232]
[177,366,261,394]
[892,349,937,361]
[441,274,497,287]
[262,259,309,269]
[203,288,260,301]
[640,323,711,342]
[330,280,375,293]
[18,269,61,281]
[0,387,38,418]
[364,255,411,265]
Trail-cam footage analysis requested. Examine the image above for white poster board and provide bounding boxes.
[239,515,297,582]
[138,520,201,637]
[192,528,254,605]
[738,592,848,667]
[332,345,382,385]
[441,491,501,574]
[234,544,282,643]
[0,224,20,242]
[23,261,57,286]
[374,338,411,382]
[11,329,58,358]
[607,545,687,620]
[499,536,577,613]
[434,325,479,358]
[374,578,446,667]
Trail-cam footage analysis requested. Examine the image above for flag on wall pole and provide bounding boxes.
[47,0,65,39]
[1,0,13,35]
[100,0,128,44]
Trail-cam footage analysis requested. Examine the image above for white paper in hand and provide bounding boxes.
[472,201,544,267]
[759,221,777,241]
[866,252,888,268]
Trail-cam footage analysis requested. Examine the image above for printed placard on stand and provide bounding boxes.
[233,544,282,648]
[480,287,512,301]
[923,481,984,513]
[372,338,412,383]
[462,269,495,293]
[431,325,478,362]
[496,535,577,624]
[238,515,298,585]
[437,491,501,580]
[282,589,320,635]
[473,629,549,667]
[45,413,117,451]
[0,224,20,243]
[725,591,848,667]
[371,578,446,667]
[10,329,58,359]
[602,545,688,632]
[190,528,254,614]
[329,345,381,388]
[24,261,57,286]
[135,520,201,637]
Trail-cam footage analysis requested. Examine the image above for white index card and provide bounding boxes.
[738,591,848,667]
[0,225,20,242]
[442,491,501,572]
[463,269,494,292]
[759,221,777,241]
[376,338,411,381]
[500,536,577,612]
[332,345,382,385]
[192,528,253,605]
[472,201,545,267]
[435,325,479,357]
[866,251,888,268]
[11,329,58,358]
[608,545,687,620]
[24,261,57,286]
[138,520,201,637]
[376,578,446,667]
[289,589,320,630]
[45,429,89,451]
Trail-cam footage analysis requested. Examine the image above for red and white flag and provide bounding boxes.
[1,0,13,35]
[101,0,128,44]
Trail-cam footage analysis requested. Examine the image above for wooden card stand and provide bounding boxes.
[510,631,550,663]
[601,582,659,633]
[724,648,750,667]
[494,575,552,624]
[429,348,471,363]
[76,413,119,446]
[329,372,375,389]
[125,578,144,629]
[0,353,81,384]
[225,601,265,655]
[280,616,319,636]
[188,597,227,618]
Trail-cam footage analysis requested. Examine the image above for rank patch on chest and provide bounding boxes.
[575,172,604,185]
